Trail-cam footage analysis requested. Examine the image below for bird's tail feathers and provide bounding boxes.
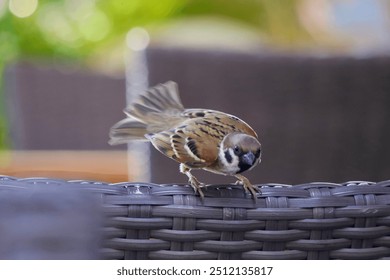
[125,81,184,124]
[109,81,184,145]
[108,118,148,145]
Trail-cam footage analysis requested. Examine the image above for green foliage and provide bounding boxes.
[0,0,307,65]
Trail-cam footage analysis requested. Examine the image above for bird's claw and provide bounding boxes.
[235,175,260,199]
[189,177,205,198]
[242,183,260,199]
[180,163,206,198]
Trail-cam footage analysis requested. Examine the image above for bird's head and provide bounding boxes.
[220,132,261,175]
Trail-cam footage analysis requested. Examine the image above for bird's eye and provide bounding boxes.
[233,145,241,155]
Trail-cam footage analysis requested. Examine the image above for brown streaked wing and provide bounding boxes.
[147,122,220,168]
[182,109,258,138]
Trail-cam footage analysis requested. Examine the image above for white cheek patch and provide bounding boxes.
[219,147,240,174]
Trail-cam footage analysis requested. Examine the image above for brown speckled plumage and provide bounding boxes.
[109,81,262,198]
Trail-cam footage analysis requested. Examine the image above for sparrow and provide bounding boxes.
[109,81,262,198]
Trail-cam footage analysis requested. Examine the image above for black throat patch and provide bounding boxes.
[238,158,252,173]
[224,150,232,164]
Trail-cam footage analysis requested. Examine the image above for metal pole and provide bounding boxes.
[124,27,151,182]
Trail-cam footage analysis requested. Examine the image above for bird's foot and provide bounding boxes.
[180,163,205,198]
[188,176,205,198]
[234,174,260,199]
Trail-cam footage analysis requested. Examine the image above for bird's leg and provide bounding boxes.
[234,174,260,199]
[180,163,205,198]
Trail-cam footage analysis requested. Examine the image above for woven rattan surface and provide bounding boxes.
[1,175,390,260]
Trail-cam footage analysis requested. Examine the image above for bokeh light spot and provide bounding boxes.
[36,3,80,44]
[9,0,38,18]
[79,10,111,42]
[126,28,150,51]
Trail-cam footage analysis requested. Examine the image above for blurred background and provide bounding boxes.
[0,0,390,185]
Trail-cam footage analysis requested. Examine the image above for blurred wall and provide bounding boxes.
[5,62,126,150]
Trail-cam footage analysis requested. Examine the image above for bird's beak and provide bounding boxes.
[242,152,255,166]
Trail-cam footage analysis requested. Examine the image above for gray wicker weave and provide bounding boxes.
[1,175,390,260]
